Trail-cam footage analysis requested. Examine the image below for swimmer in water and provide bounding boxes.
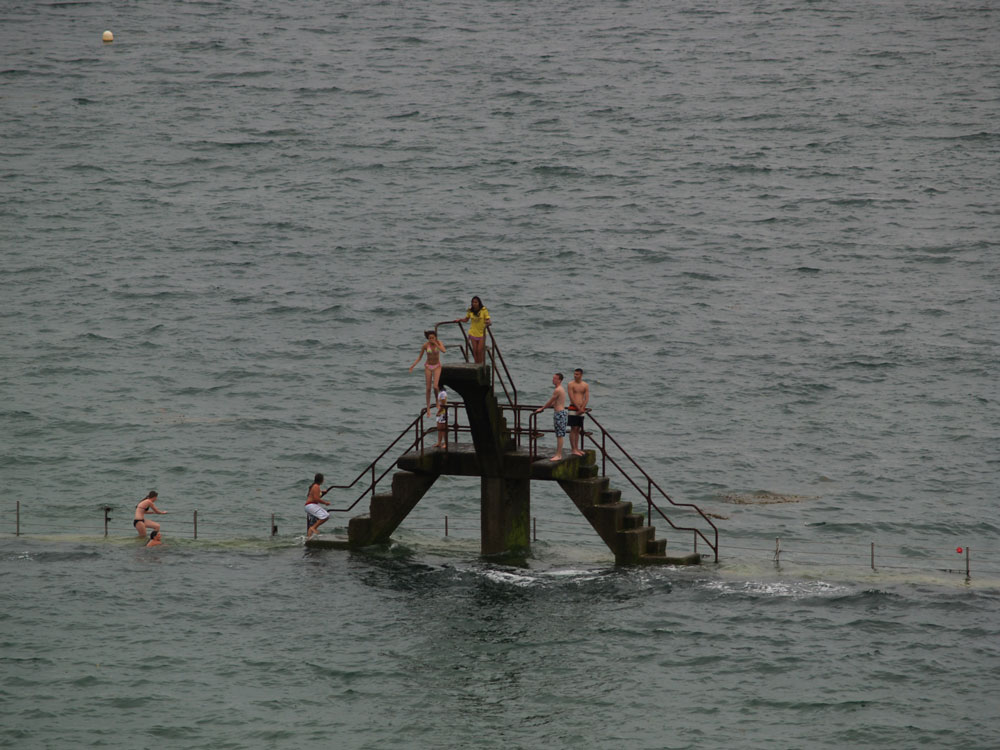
[134,491,167,538]
[146,529,163,547]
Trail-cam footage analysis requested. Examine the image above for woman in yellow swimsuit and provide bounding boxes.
[409,330,446,417]
[454,296,490,364]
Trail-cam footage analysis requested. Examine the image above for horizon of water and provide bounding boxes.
[2,0,999,748]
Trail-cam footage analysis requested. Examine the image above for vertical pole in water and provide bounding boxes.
[647,478,652,526]
[533,516,537,542]
[16,501,20,536]
[871,541,876,571]
[966,546,970,579]
[445,515,449,537]
[773,537,781,566]
[271,513,277,536]
[104,507,111,537]
[193,509,198,540]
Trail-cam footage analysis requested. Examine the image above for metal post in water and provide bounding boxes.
[271,513,277,536]
[966,546,970,579]
[193,509,198,540]
[533,516,537,542]
[445,515,449,537]
[871,541,876,571]
[16,501,20,536]
[104,507,111,537]
[773,537,781,565]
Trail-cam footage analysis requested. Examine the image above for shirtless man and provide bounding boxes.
[134,491,167,539]
[305,473,331,538]
[567,368,590,457]
[533,373,568,461]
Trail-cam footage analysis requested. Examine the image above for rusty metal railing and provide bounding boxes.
[586,411,718,562]
[507,404,719,562]
[324,412,430,512]
[433,321,518,408]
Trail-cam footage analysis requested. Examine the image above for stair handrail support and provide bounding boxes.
[433,321,518,411]
[325,413,429,513]
[585,412,719,561]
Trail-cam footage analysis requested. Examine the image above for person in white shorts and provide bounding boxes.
[305,473,331,538]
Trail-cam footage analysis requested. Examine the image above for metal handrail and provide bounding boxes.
[484,327,517,407]
[585,411,718,561]
[501,403,719,561]
[324,412,428,512]
[433,321,518,408]
[323,401,475,512]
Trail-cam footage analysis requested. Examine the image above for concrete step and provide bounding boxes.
[594,501,632,529]
[639,551,703,566]
[369,493,397,527]
[622,513,646,530]
[556,476,611,513]
[646,538,667,556]
[620,526,655,559]
[599,488,622,504]
[531,454,599,481]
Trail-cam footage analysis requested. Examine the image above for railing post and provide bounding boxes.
[193,509,198,540]
[601,432,607,476]
[104,507,111,537]
[16,501,20,536]
[647,478,652,526]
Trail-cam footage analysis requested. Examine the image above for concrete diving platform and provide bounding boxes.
[306,361,705,565]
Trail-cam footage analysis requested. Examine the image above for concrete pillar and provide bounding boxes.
[480,476,530,557]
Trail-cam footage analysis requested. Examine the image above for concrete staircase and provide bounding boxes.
[555,453,701,566]
[346,471,437,547]
[308,360,706,565]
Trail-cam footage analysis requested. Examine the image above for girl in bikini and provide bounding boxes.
[409,330,446,418]
[134,491,167,539]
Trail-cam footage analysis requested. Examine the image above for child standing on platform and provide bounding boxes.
[433,386,448,449]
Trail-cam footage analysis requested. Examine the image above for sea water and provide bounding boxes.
[1,1,998,747]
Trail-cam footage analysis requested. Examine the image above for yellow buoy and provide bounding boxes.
[102,30,114,43]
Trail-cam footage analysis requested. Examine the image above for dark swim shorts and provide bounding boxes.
[568,413,584,428]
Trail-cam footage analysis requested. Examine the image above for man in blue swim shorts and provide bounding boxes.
[533,373,567,461]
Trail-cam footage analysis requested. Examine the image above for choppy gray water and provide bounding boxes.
[2,1,999,747]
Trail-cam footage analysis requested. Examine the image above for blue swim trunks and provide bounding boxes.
[553,410,568,438]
